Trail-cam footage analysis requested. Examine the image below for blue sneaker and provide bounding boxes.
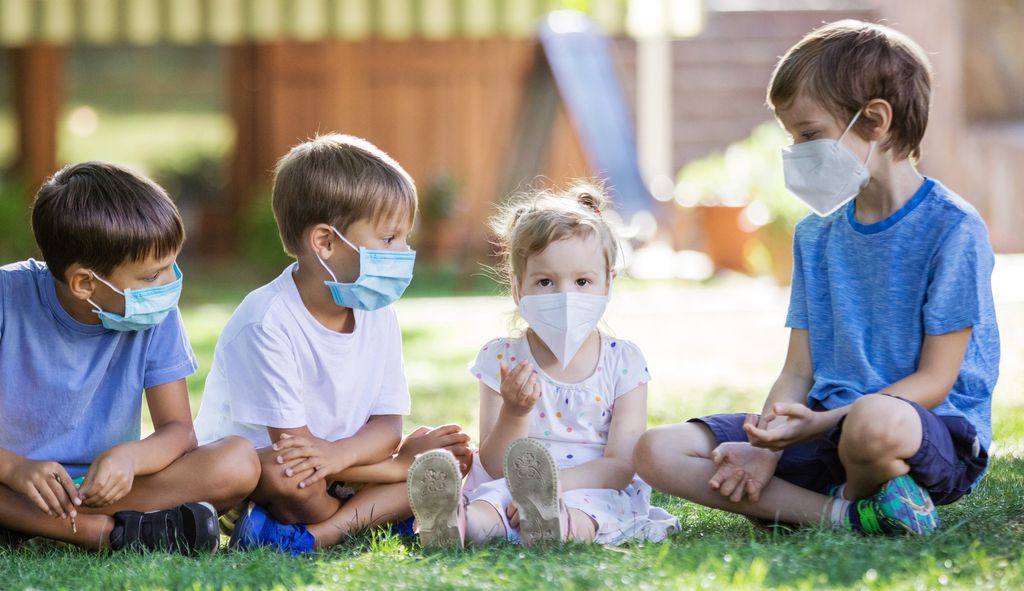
[229,503,315,555]
[844,475,940,535]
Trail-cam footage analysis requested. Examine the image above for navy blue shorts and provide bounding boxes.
[690,397,988,505]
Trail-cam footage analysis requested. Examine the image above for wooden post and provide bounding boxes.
[11,45,63,195]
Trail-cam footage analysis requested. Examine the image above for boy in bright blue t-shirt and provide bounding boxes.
[0,162,260,553]
[635,20,998,535]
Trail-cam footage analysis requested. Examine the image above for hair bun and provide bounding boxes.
[570,184,608,216]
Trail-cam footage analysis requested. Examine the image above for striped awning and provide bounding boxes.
[0,0,703,46]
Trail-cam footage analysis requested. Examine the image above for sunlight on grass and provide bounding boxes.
[16,277,1024,590]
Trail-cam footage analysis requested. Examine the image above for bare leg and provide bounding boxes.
[566,508,597,542]
[840,395,922,500]
[0,484,113,549]
[0,436,261,549]
[306,482,411,548]
[81,436,261,515]
[464,500,507,545]
[634,422,832,525]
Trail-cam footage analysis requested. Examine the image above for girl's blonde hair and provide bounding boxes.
[490,182,619,292]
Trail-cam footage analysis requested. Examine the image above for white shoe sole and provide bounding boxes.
[407,450,464,548]
[504,438,562,545]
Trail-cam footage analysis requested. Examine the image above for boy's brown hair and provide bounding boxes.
[272,134,417,256]
[31,161,185,282]
[767,20,932,160]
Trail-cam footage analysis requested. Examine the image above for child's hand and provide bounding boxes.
[79,447,136,508]
[708,441,780,503]
[5,458,80,518]
[744,403,824,451]
[272,433,349,489]
[499,361,540,417]
[395,425,472,474]
[507,501,520,529]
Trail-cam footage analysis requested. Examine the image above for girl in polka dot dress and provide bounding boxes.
[406,184,679,547]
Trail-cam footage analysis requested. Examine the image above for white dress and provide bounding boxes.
[464,332,680,545]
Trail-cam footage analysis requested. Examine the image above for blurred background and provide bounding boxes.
[0,0,1022,435]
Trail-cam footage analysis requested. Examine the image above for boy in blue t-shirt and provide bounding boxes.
[634,20,999,535]
[0,162,260,553]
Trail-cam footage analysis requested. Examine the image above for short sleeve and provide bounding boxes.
[369,308,411,416]
[468,338,508,393]
[924,218,996,335]
[611,339,651,399]
[220,322,306,428]
[143,308,199,389]
[785,231,809,329]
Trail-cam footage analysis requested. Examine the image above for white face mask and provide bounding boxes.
[517,282,609,369]
[781,108,876,217]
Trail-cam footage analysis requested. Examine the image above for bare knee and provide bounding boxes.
[210,436,261,500]
[634,423,715,491]
[256,452,324,502]
[841,395,921,464]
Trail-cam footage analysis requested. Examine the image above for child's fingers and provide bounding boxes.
[35,481,63,517]
[746,478,762,503]
[299,467,329,489]
[43,477,74,517]
[729,476,748,503]
[272,436,308,452]
[24,485,52,515]
[436,433,471,447]
[499,361,510,382]
[427,424,462,435]
[446,444,473,459]
[708,468,725,490]
[276,448,313,464]
[55,471,81,506]
[288,458,323,479]
[407,426,431,438]
[719,469,744,498]
[280,457,307,476]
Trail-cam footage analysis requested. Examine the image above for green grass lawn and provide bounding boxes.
[2,277,1023,590]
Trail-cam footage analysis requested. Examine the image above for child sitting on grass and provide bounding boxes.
[194,134,471,554]
[634,20,998,535]
[406,184,678,547]
[0,162,259,554]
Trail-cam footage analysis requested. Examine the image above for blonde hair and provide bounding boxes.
[490,182,619,292]
[272,133,417,256]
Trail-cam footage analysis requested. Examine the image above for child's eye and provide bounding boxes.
[801,131,819,140]
[145,274,160,282]
[383,236,395,245]
[537,279,553,287]
[575,278,591,287]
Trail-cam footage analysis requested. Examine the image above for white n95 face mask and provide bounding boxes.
[781,108,876,217]
[518,291,609,369]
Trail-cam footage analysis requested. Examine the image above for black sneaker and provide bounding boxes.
[110,502,220,554]
[0,525,30,550]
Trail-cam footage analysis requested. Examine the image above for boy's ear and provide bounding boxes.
[65,265,97,301]
[308,224,336,260]
[861,98,893,142]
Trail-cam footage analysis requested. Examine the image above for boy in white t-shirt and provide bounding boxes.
[194,134,471,554]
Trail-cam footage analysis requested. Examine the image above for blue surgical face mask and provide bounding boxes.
[88,263,183,331]
[316,227,415,311]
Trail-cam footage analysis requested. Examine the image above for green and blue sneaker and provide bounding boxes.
[229,503,315,556]
[842,475,940,535]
